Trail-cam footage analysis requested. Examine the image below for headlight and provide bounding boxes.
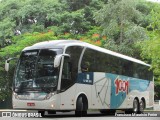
[13,92,19,99]
[44,93,54,100]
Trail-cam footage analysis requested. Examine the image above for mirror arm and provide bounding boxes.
[54,54,70,68]
[6,57,17,63]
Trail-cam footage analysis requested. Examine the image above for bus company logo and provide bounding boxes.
[114,78,129,95]
[82,74,92,84]
[2,112,12,117]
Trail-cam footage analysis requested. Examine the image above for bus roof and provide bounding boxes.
[23,40,150,67]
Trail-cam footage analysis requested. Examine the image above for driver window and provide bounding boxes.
[62,57,71,79]
[61,57,71,90]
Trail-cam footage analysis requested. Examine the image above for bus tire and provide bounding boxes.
[139,99,145,113]
[133,98,139,113]
[75,96,87,117]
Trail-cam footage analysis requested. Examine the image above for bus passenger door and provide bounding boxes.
[60,56,76,110]
[91,73,111,109]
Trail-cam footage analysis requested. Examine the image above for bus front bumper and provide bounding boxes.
[12,98,58,110]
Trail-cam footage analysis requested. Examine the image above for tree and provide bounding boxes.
[94,0,148,57]
[0,0,22,47]
[0,0,104,47]
[140,1,160,81]
[57,0,103,34]
[0,0,68,47]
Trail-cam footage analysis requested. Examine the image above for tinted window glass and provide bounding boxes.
[60,46,83,90]
[61,57,72,90]
[81,48,153,80]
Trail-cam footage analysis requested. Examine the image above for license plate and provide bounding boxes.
[27,103,35,106]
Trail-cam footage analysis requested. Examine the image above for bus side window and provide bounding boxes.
[133,72,139,78]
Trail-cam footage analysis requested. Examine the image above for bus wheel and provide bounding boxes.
[38,111,45,117]
[75,96,87,117]
[139,99,145,113]
[133,99,139,113]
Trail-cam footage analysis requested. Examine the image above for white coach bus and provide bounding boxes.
[5,40,154,116]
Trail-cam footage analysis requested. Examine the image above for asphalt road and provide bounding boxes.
[0,110,160,120]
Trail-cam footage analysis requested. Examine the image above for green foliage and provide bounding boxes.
[0,0,23,45]
[155,81,160,100]
[0,0,103,48]
[140,31,160,80]
[148,2,160,31]
[139,1,160,81]
[94,0,148,56]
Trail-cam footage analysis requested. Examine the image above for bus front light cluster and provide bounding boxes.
[13,92,19,99]
[44,93,54,100]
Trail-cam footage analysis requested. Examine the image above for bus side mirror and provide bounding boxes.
[5,57,17,72]
[5,60,9,72]
[54,54,70,68]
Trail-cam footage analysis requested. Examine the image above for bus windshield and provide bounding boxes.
[14,49,62,93]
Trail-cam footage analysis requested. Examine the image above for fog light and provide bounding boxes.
[51,104,54,108]
[13,92,19,99]
[13,104,16,107]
